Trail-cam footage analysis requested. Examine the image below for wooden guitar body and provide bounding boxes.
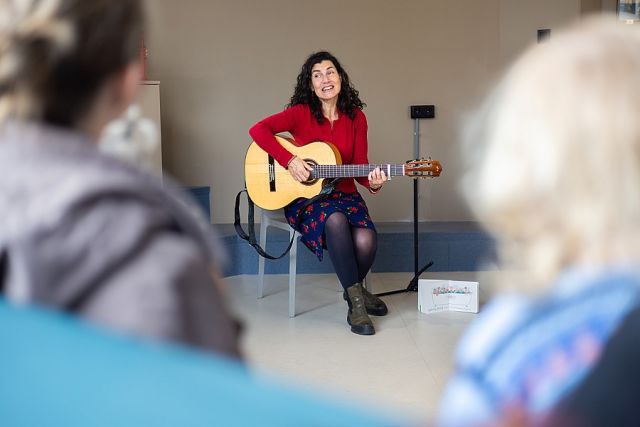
[245,136,342,210]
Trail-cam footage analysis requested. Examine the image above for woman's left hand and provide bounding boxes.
[368,167,387,192]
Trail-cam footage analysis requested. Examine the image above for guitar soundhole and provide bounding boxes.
[302,158,318,186]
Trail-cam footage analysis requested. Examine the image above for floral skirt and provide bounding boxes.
[284,191,376,261]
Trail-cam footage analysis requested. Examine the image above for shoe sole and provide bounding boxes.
[367,307,388,316]
[347,316,375,335]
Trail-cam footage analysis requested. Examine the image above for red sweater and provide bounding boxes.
[249,104,372,194]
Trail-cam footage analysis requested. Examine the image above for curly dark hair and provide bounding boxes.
[287,51,365,124]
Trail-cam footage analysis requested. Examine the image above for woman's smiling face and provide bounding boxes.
[311,60,341,102]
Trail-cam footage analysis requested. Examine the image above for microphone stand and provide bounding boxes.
[376,117,433,297]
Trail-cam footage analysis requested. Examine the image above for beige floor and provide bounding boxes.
[225,271,486,425]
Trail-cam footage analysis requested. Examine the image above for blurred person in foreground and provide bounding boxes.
[541,305,640,427]
[437,16,640,426]
[0,0,241,359]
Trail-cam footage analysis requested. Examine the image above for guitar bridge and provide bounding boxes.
[268,155,276,192]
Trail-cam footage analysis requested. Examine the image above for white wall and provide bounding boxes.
[499,0,581,65]
[146,0,592,224]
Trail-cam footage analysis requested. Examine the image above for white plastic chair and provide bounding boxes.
[257,209,299,317]
[257,209,360,317]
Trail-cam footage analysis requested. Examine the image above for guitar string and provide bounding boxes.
[312,164,405,178]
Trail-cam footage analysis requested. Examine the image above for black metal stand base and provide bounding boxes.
[375,260,433,297]
[375,179,433,297]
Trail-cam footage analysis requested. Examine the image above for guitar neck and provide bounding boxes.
[311,164,405,179]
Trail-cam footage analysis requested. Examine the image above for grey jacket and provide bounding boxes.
[0,122,241,359]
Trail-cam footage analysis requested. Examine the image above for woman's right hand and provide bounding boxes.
[287,156,313,182]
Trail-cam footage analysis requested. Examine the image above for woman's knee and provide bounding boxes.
[325,212,349,232]
[354,229,377,254]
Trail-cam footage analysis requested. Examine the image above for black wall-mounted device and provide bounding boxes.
[410,105,435,119]
[537,28,551,43]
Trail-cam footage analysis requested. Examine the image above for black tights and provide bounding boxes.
[324,212,377,290]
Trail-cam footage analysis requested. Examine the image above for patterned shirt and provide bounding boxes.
[437,267,640,427]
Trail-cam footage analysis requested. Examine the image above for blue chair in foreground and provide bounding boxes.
[0,300,405,427]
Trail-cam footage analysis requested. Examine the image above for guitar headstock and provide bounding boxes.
[405,158,442,177]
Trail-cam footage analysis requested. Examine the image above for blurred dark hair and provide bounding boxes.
[287,51,365,124]
[0,0,145,127]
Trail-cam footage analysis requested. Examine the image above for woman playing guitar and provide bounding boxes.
[250,51,387,335]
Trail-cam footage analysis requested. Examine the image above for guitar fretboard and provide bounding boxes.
[311,164,405,179]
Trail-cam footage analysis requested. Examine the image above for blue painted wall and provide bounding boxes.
[219,222,496,277]
[185,186,211,221]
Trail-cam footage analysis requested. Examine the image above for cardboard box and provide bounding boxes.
[418,279,479,314]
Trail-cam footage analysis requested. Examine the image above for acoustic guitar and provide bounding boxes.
[245,135,442,210]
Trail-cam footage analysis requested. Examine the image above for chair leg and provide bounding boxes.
[257,222,268,299]
[288,230,297,317]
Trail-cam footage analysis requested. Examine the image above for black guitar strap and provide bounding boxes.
[234,180,339,260]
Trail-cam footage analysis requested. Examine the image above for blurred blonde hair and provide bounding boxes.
[464,16,640,291]
[0,0,144,127]
[0,0,73,121]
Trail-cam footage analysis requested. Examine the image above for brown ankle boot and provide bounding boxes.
[343,282,388,316]
[345,283,375,335]
[361,286,388,316]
